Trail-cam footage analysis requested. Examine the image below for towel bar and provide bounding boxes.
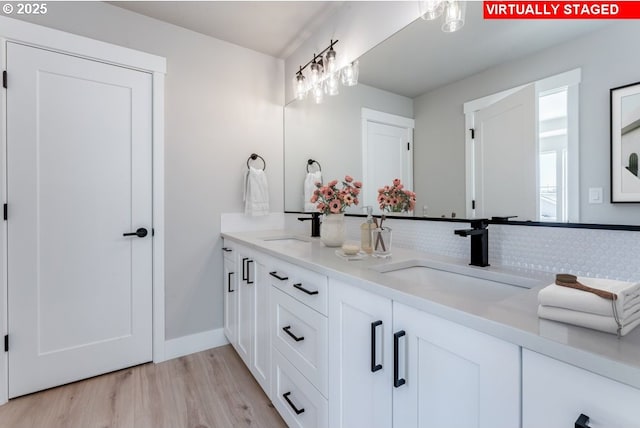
[306,159,322,172]
[247,153,266,171]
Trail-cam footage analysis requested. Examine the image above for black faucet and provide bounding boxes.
[454,219,490,267]
[298,212,321,237]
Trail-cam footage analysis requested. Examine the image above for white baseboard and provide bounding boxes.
[164,328,229,361]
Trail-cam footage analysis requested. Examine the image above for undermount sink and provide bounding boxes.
[371,258,542,290]
[262,235,311,244]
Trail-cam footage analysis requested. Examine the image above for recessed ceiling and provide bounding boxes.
[108,1,341,59]
[358,2,607,98]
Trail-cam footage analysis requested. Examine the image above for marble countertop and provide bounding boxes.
[222,229,640,389]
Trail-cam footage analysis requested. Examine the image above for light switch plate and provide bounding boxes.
[588,187,603,204]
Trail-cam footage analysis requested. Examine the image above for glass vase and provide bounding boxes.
[372,227,392,257]
[321,213,345,247]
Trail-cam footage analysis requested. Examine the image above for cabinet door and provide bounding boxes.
[523,349,640,428]
[328,279,393,428]
[236,253,255,368]
[393,302,520,428]
[223,253,237,345]
[252,261,271,397]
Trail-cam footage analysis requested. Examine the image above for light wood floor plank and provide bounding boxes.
[0,345,286,428]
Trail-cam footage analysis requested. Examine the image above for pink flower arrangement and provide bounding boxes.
[377,178,416,213]
[311,175,362,215]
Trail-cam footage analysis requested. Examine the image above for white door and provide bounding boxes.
[474,84,536,220]
[362,109,414,213]
[393,303,520,428]
[6,42,152,398]
[328,279,392,428]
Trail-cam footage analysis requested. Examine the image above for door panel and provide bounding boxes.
[7,42,152,397]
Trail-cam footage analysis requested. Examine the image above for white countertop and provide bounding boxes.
[222,230,640,389]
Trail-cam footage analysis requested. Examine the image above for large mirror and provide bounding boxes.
[284,2,640,225]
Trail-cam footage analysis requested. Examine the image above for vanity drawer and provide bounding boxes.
[272,287,328,396]
[221,240,235,262]
[272,348,328,428]
[268,259,328,316]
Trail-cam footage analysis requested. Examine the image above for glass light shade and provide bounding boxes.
[326,73,339,96]
[310,61,321,86]
[293,73,307,100]
[419,0,444,20]
[341,61,359,87]
[312,83,324,104]
[326,48,338,74]
[442,0,466,33]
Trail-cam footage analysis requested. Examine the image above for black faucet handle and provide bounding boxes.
[469,218,490,229]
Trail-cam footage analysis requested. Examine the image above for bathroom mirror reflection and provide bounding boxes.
[284,3,640,225]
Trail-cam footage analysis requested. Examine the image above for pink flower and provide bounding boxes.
[352,188,360,196]
[323,188,334,198]
[393,178,401,186]
[344,175,353,183]
[317,202,326,212]
[310,194,318,203]
[344,194,354,205]
[328,179,338,187]
[378,188,385,194]
[353,197,359,205]
[329,199,342,213]
[315,181,323,188]
[354,181,362,188]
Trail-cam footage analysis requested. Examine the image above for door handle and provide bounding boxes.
[293,283,319,295]
[371,320,383,372]
[282,325,304,342]
[269,271,289,281]
[282,392,305,415]
[123,227,148,238]
[228,272,234,293]
[246,260,254,284]
[242,258,248,281]
[393,330,406,388]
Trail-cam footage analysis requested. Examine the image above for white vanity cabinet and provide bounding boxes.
[236,248,255,368]
[393,302,520,428]
[522,349,640,428]
[328,279,520,428]
[222,242,237,346]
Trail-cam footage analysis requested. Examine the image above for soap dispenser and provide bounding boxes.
[361,206,375,254]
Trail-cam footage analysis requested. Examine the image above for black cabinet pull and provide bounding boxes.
[282,325,304,342]
[282,392,305,415]
[242,258,248,281]
[246,260,254,284]
[269,271,289,281]
[575,414,590,428]
[293,283,319,295]
[123,227,148,238]
[393,330,406,388]
[222,247,232,252]
[371,320,383,372]
[227,272,234,293]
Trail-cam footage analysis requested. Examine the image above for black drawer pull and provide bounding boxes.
[394,330,406,388]
[575,414,590,428]
[222,247,232,252]
[242,258,248,281]
[293,283,319,295]
[269,271,289,281]
[246,260,254,284]
[282,325,304,342]
[371,320,383,372]
[282,392,305,415]
[228,272,234,293]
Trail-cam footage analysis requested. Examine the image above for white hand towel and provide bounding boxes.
[304,171,322,212]
[243,166,269,216]
[538,304,640,336]
[538,277,640,317]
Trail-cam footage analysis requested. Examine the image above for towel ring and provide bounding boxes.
[247,153,266,171]
[306,159,322,173]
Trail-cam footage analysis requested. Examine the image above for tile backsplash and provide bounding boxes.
[284,214,640,282]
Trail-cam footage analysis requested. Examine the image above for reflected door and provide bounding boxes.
[362,109,414,213]
[6,42,153,397]
[473,85,536,220]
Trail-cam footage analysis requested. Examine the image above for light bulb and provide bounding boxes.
[442,0,466,33]
[312,83,324,104]
[419,0,444,20]
[293,72,307,101]
[326,73,339,96]
[341,61,359,87]
[326,47,338,74]
[310,60,321,86]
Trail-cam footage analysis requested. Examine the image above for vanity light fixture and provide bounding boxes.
[419,0,467,33]
[292,39,359,104]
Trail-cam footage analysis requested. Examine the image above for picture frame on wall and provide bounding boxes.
[611,81,640,203]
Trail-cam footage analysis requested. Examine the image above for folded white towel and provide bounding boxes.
[243,166,269,216]
[538,304,640,336]
[538,277,640,317]
[304,171,322,212]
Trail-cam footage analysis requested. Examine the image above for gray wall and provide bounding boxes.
[285,83,413,212]
[14,2,285,340]
[414,22,640,224]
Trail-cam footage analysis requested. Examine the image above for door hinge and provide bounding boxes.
[4,335,8,352]
[469,128,475,139]
[2,71,6,89]
[407,142,410,151]
[472,200,476,209]
[3,203,6,221]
